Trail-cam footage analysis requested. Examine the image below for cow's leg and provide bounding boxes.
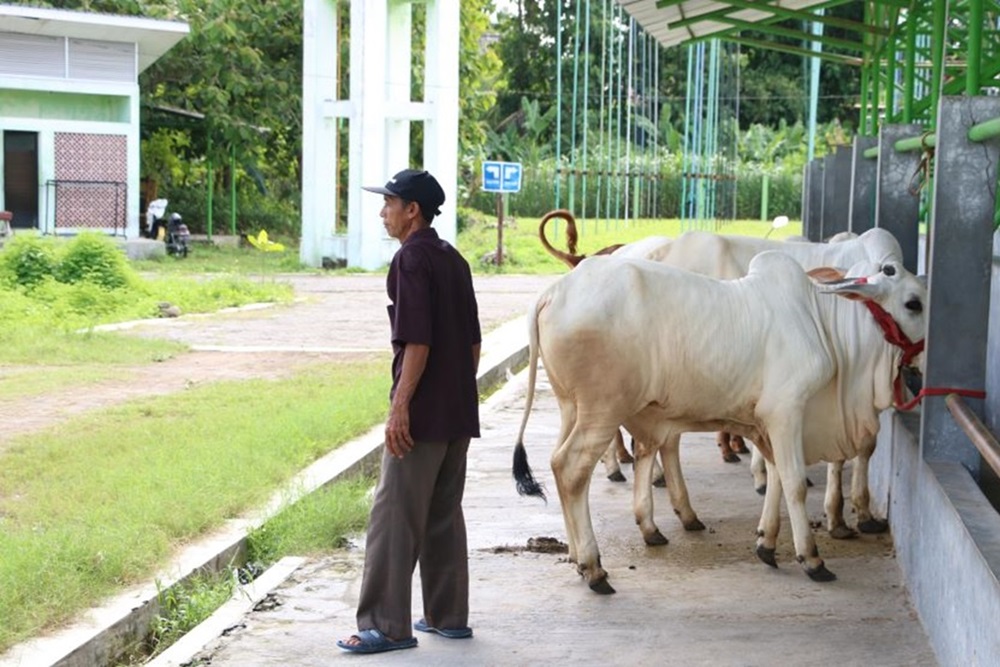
[600,431,627,483]
[852,448,888,534]
[716,431,741,463]
[769,422,835,582]
[659,435,704,531]
[632,441,667,546]
[825,461,856,539]
[629,436,665,486]
[750,445,768,495]
[755,459,782,568]
[732,434,750,454]
[616,430,634,463]
[551,422,619,594]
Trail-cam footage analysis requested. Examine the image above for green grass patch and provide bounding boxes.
[0,366,119,401]
[247,476,374,563]
[133,241,316,275]
[0,358,390,653]
[458,215,804,274]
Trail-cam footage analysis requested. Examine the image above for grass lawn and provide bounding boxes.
[0,359,389,653]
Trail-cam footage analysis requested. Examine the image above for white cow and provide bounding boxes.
[513,252,926,594]
[600,227,906,538]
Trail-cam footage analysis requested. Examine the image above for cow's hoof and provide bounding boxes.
[652,475,666,488]
[589,577,616,595]
[607,471,627,483]
[805,562,837,582]
[806,477,814,487]
[755,484,767,496]
[617,452,634,464]
[755,544,778,568]
[735,442,750,454]
[858,518,889,534]
[721,451,741,463]
[829,525,858,540]
[644,530,669,546]
[683,518,706,532]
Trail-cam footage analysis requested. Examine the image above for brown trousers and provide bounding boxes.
[355,437,470,640]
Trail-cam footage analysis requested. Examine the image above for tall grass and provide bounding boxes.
[0,359,390,653]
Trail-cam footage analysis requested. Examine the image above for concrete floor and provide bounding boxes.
[186,370,938,667]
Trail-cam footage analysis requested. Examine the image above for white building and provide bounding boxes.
[0,4,188,238]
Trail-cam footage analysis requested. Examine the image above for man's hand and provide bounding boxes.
[384,404,414,458]
[384,343,429,458]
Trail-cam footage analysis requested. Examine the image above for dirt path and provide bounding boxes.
[1,274,556,448]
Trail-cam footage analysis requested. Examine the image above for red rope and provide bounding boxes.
[861,300,986,411]
[894,386,987,412]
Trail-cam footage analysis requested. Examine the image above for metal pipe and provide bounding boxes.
[967,0,983,96]
[929,0,946,127]
[902,5,917,123]
[945,394,1000,480]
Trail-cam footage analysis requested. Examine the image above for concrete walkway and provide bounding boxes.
[174,370,938,667]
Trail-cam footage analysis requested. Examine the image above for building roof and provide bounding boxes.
[617,0,846,49]
[0,3,189,72]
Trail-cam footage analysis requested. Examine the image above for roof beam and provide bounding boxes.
[709,34,864,66]
[664,0,888,39]
[710,17,868,54]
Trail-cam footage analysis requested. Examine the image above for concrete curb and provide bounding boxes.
[0,316,529,667]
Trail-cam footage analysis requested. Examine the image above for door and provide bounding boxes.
[3,131,39,229]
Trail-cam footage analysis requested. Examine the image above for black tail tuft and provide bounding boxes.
[513,441,546,501]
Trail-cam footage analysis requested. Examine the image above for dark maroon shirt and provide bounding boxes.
[387,227,481,441]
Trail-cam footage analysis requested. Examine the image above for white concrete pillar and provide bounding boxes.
[422,0,460,245]
[350,0,389,270]
[301,0,459,269]
[300,0,339,267]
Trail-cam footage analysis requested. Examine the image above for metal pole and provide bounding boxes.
[581,0,591,223]
[230,144,237,235]
[569,0,582,215]
[555,2,563,208]
[929,0,946,127]
[807,9,823,161]
[967,0,983,95]
[206,135,213,240]
[902,5,917,123]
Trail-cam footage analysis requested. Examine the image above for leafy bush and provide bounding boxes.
[0,233,59,288]
[56,233,138,290]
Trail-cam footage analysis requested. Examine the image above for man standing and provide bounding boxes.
[338,169,482,654]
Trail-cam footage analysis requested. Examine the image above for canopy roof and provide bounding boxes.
[617,0,868,63]
[0,3,188,73]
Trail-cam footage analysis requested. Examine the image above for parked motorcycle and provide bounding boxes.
[164,212,191,258]
[143,199,190,257]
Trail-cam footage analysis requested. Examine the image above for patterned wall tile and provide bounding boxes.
[53,133,127,230]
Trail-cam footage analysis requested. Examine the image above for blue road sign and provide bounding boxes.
[482,160,522,193]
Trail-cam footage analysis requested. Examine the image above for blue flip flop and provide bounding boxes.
[337,628,418,654]
[414,618,473,639]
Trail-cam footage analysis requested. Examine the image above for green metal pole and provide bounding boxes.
[858,4,870,134]
[902,7,917,123]
[885,10,898,123]
[869,2,881,133]
[929,0,946,127]
[761,173,770,221]
[569,0,582,215]
[967,0,983,95]
[807,10,823,161]
[230,144,236,236]
[555,2,562,208]
[581,0,591,223]
[206,135,213,240]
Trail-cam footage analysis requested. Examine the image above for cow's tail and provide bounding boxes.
[513,293,547,501]
[539,209,585,269]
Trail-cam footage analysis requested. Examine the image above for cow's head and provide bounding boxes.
[814,260,928,372]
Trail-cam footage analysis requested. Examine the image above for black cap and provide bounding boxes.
[362,169,445,219]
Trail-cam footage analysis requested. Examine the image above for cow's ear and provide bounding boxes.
[819,279,879,301]
[807,267,844,282]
